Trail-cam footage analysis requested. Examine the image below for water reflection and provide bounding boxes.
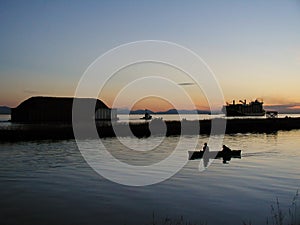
[0,131,299,225]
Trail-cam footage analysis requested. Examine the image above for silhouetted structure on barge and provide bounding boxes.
[223,99,265,116]
[11,96,117,123]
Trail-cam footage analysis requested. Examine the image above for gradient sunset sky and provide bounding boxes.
[1,1,300,112]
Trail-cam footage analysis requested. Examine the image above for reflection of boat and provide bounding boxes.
[223,99,265,116]
[140,110,152,120]
[188,150,241,160]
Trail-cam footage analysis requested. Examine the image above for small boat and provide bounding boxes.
[140,114,152,120]
[188,150,241,160]
[140,110,152,120]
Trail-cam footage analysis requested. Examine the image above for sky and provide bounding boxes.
[1,0,300,112]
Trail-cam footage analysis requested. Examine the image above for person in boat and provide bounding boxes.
[222,145,231,153]
[203,143,209,152]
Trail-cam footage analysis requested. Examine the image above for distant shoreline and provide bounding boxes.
[0,117,300,142]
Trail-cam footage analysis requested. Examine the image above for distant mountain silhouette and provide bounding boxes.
[116,109,154,114]
[130,109,155,115]
[264,105,300,114]
[117,108,210,115]
[156,109,211,114]
[0,106,11,114]
[156,109,179,114]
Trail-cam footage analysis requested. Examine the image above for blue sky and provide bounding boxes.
[1,0,300,112]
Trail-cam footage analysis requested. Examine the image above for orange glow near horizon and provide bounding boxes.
[288,106,300,110]
[5,92,300,113]
[130,97,175,112]
[14,86,297,112]
[99,87,211,112]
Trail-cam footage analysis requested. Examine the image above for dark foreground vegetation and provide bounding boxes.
[1,117,300,141]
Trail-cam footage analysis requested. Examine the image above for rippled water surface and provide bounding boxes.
[0,130,300,225]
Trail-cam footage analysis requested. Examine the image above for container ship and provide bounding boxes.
[223,99,265,117]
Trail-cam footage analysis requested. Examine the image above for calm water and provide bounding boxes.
[0,128,300,225]
[0,114,10,122]
[118,113,300,123]
[1,113,300,123]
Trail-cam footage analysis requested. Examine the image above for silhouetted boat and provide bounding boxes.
[188,150,241,160]
[140,110,152,120]
[223,99,265,116]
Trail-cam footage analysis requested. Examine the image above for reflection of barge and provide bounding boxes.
[223,99,265,116]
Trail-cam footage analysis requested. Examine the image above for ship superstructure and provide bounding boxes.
[223,99,265,116]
